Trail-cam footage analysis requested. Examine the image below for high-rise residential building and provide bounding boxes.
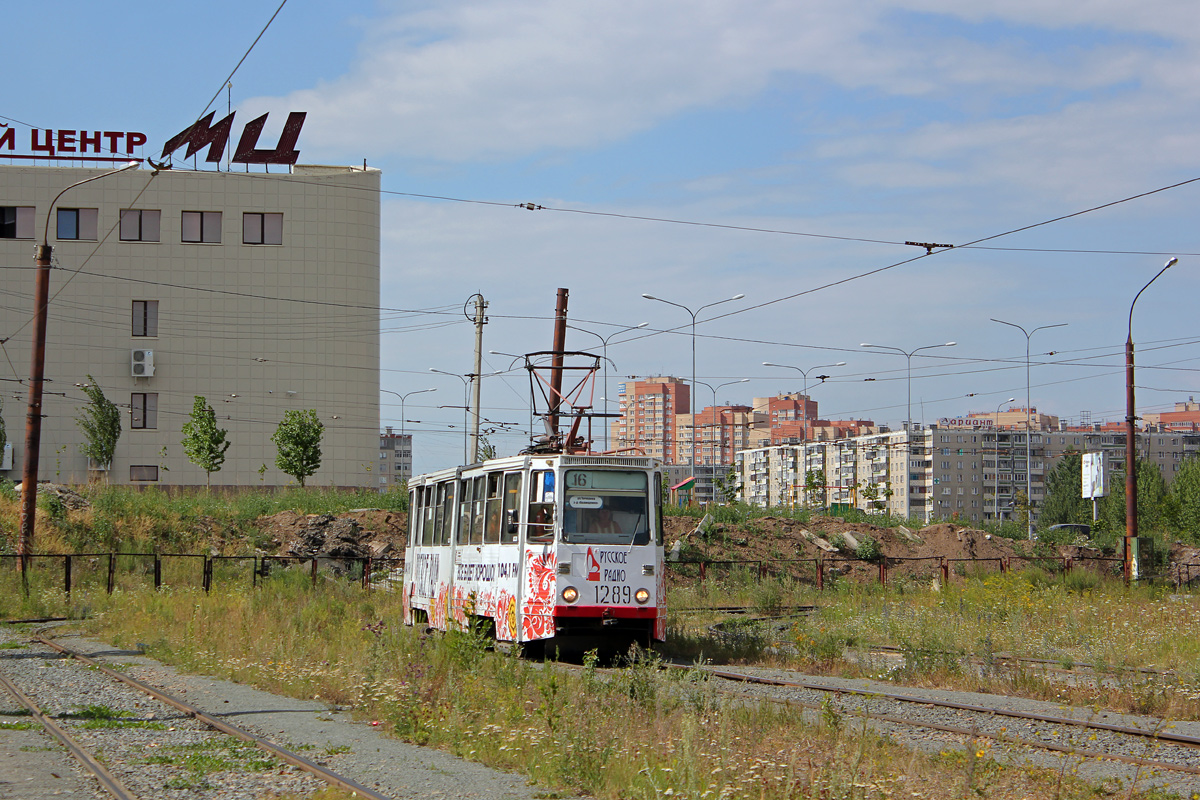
[378,428,412,490]
[613,377,689,462]
[0,162,380,487]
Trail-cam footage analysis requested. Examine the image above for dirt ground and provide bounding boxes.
[252,508,1190,585]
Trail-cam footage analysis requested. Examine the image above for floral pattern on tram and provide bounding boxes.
[521,550,557,640]
[494,589,518,640]
[431,583,450,630]
[655,563,667,640]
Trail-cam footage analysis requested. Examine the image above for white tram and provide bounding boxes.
[402,453,666,648]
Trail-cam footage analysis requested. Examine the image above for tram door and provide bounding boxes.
[519,470,557,641]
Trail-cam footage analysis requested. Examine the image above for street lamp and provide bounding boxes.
[18,160,141,572]
[381,388,437,439]
[642,292,744,469]
[1125,257,1179,578]
[762,361,846,443]
[859,342,956,431]
[991,319,1066,540]
[566,322,648,451]
[687,378,749,466]
[992,397,1016,524]
[429,369,471,463]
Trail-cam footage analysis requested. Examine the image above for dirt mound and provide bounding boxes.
[259,510,408,560]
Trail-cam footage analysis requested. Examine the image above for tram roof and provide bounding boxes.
[408,453,661,488]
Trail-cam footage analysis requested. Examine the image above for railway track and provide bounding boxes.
[0,631,393,800]
[672,662,1200,793]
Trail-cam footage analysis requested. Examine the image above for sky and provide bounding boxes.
[6,0,1200,476]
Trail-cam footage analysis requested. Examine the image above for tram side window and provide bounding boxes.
[655,474,664,546]
[408,489,418,546]
[441,481,455,546]
[501,472,522,544]
[433,483,447,545]
[471,475,485,545]
[484,472,503,544]
[527,470,555,544]
[421,486,435,546]
[457,478,473,545]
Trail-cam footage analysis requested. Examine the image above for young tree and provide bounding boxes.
[76,375,121,474]
[272,409,323,487]
[804,469,827,509]
[0,397,7,460]
[1039,451,1090,529]
[181,396,230,490]
[1168,455,1200,534]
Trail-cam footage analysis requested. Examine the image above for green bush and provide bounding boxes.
[855,535,882,562]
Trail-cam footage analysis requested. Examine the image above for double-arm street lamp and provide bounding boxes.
[642,292,744,469]
[991,319,1066,540]
[1125,257,1179,578]
[18,161,141,572]
[687,378,750,465]
[859,342,956,430]
[381,387,437,439]
[762,361,846,442]
[566,322,648,450]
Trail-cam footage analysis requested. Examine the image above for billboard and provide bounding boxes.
[1082,452,1107,499]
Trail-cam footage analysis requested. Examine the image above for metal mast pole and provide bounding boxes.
[468,294,488,463]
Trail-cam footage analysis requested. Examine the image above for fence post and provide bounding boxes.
[64,555,72,596]
[154,555,161,590]
[816,559,824,591]
[940,557,949,585]
[879,558,887,586]
[759,561,766,580]
[106,554,116,594]
[1000,557,1008,573]
[202,557,212,594]
[253,556,259,588]
[311,558,318,587]
[363,557,372,590]
[699,561,707,582]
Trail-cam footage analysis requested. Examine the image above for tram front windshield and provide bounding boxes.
[562,470,651,545]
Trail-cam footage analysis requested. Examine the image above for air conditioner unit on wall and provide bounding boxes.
[131,349,155,377]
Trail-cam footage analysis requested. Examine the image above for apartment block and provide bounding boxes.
[0,163,380,487]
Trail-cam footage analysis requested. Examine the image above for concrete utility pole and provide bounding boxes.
[467,293,488,463]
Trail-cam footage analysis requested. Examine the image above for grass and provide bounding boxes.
[671,566,1200,719]
[61,577,1160,800]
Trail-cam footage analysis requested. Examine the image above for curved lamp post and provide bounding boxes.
[688,378,749,465]
[642,292,744,469]
[566,322,648,450]
[1125,257,1178,579]
[991,319,1066,540]
[18,161,141,572]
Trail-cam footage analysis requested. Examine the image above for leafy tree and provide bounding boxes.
[1168,455,1200,536]
[1039,450,1091,529]
[76,375,121,473]
[714,467,740,505]
[477,434,498,461]
[859,480,893,513]
[181,396,230,490]
[804,469,826,509]
[0,397,6,460]
[1094,460,1168,540]
[272,409,323,487]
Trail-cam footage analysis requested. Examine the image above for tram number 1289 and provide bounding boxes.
[595,584,633,604]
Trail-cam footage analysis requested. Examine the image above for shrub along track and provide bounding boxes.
[0,631,391,800]
[672,662,1200,794]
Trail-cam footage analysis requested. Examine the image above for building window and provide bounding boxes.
[243,212,283,245]
[0,207,35,239]
[131,393,158,429]
[182,211,222,243]
[57,208,98,240]
[120,209,161,242]
[132,300,159,337]
[130,465,159,482]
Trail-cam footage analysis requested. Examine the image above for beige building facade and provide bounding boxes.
[0,163,380,487]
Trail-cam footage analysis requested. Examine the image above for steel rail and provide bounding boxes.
[689,665,1200,749]
[0,670,136,800]
[34,636,394,800]
[710,683,1200,777]
[863,642,1179,678]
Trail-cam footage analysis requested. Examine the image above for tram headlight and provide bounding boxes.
[635,588,650,605]
[562,586,579,604]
